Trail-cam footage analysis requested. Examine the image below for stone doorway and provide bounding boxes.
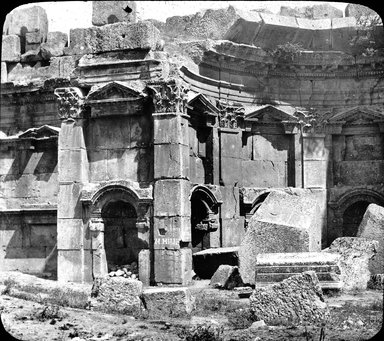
[342,201,370,237]
[101,200,143,272]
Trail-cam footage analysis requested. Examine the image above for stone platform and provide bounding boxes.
[254,252,342,290]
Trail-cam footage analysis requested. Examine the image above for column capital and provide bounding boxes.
[54,87,86,120]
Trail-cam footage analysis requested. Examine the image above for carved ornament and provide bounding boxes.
[54,87,85,119]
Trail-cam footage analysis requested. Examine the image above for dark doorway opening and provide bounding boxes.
[101,200,143,271]
[342,201,370,237]
[191,196,211,253]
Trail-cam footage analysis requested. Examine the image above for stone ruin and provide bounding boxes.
[1,2,384,297]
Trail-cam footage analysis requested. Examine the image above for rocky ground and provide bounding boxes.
[1,280,383,341]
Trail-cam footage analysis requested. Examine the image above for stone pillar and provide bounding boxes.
[55,87,89,283]
[151,81,192,285]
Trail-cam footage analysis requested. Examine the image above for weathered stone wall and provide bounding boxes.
[85,116,153,184]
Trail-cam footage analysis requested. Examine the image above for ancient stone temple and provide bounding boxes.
[1,2,384,285]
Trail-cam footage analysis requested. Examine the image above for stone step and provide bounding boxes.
[254,252,342,290]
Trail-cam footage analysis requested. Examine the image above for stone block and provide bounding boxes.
[154,143,189,179]
[1,35,21,62]
[221,217,245,247]
[57,249,84,282]
[324,237,379,291]
[25,30,44,52]
[106,148,139,180]
[193,246,239,279]
[303,160,327,188]
[239,191,321,285]
[358,203,384,274]
[1,62,7,83]
[68,21,160,55]
[153,216,191,249]
[154,248,192,285]
[255,252,342,289]
[57,219,84,250]
[153,179,191,216]
[59,120,87,149]
[345,4,378,18]
[92,1,137,26]
[241,160,287,187]
[250,271,329,325]
[3,6,48,40]
[88,149,108,182]
[209,265,243,289]
[20,48,43,62]
[221,156,242,185]
[142,287,195,318]
[138,249,150,286]
[57,183,83,219]
[49,56,77,78]
[40,31,68,59]
[58,149,89,183]
[91,276,142,314]
[153,113,189,145]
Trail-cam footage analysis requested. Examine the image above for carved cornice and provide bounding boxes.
[54,87,85,120]
[147,80,190,113]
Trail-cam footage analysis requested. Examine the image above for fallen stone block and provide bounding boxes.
[209,265,244,290]
[2,35,21,62]
[358,203,384,274]
[323,237,378,291]
[193,246,239,279]
[3,6,48,41]
[92,1,137,26]
[254,252,342,290]
[67,21,161,55]
[90,276,143,315]
[279,3,343,19]
[239,191,320,285]
[249,271,329,325]
[21,48,43,62]
[142,287,195,318]
[345,4,379,18]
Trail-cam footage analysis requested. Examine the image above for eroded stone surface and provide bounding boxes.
[250,271,329,325]
[67,21,161,55]
[1,35,21,62]
[91,276,143,314]
[142,287,195,318]
[324,237,378,291]
[92,1,137,26]
[209,264,243,290]
[358,204,384,274]
[279,4,343,19]
[239,191,320,285]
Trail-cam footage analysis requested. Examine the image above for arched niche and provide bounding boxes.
[80,181,152,276]
[189,185,222,253]
[329,188,384,243]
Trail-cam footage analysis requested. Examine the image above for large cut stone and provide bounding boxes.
[209,265,243,290]
[323,237,378,291]
[91,276,143,314]
[142,287,195,318]
[239,191,320,285]
[92,1,137,26]
[193,246,239,279]
[3,6,48,40]
[250,271,329,325]
[345,4,379,18]
[358,203,384,274]
[254,252,342,289]
[1,35,21,62]
[279,4,343,19]
[67,21,160,55]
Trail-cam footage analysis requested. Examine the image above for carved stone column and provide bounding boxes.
[148,80,192,285]
[54,87,90,283]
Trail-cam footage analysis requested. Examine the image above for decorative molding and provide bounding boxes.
[54,87,85,120]
[217,99,245,129]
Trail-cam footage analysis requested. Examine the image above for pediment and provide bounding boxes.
[329,107,384,125]
[245,105,298,123]
[187,93,219,116]
[18,125,60,139]
[86,81,146,103]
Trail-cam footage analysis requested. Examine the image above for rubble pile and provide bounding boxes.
[108,262,138,279]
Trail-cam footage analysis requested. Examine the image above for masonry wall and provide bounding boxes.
[85,115,153,184]
[0,138,58,272]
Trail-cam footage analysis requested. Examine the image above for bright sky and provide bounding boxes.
[8,1,351,35]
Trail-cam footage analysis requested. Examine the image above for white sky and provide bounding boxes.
[8,1,350,35]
